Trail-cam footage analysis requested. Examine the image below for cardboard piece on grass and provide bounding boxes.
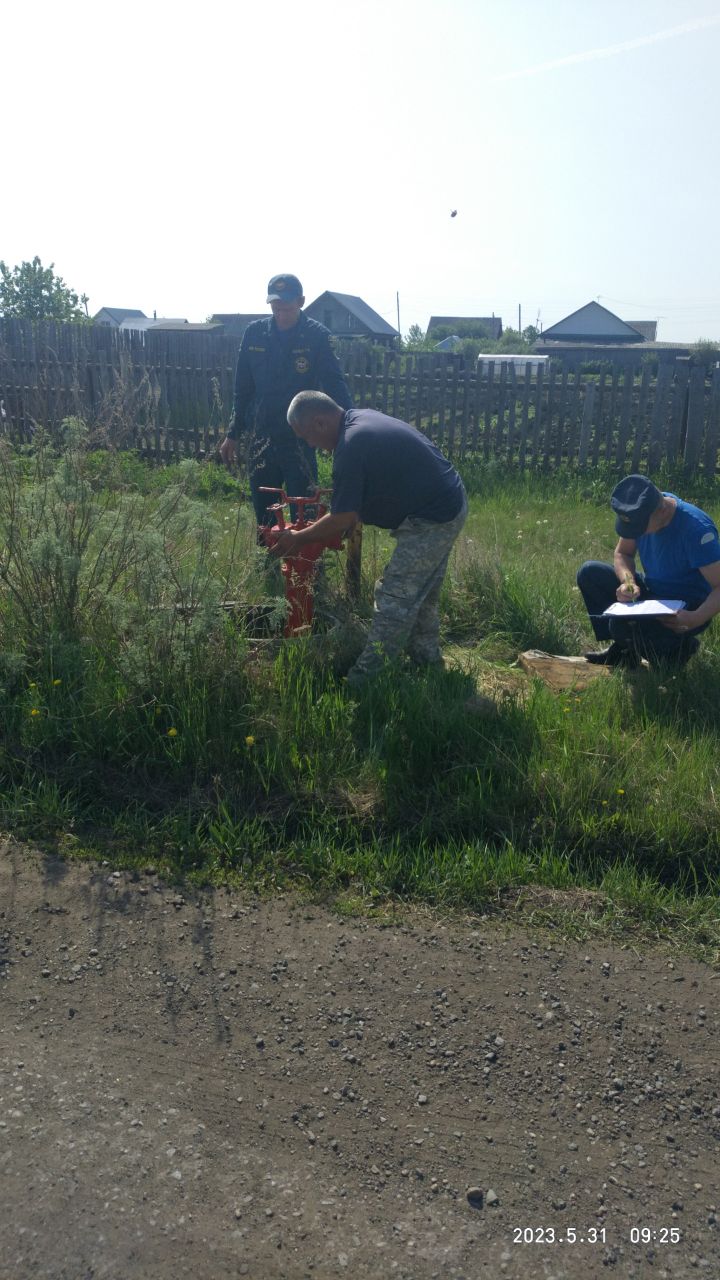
[519,649,610,692]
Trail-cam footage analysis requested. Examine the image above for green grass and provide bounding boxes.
[0,444,719,959]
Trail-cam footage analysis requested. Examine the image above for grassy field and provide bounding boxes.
[0,434,718,957]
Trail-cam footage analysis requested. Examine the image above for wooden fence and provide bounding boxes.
[2,319,719,474]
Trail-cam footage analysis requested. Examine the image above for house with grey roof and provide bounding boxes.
[118,316,187,333]
[305,292,398,347]
[427,315,503,341]
[146,320,222,333]
[535,302,687,366]
[94,307,147,328]
[539,302,646,344]
[625,321,657,342]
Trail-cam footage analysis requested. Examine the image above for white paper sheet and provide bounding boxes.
[603,599,686,617]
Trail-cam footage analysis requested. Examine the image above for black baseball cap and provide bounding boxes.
[610,474,663,538]
[267,274,303,303]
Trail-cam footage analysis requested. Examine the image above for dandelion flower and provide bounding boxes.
[53,679,62,686]
[245,735,255,747]
[30,708,40,718]
[167,727,178,738]
[602,800,608,806]
[29,682,37,689]
[616,788,625,795]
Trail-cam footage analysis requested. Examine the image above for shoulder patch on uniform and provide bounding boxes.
[700,531,716,545]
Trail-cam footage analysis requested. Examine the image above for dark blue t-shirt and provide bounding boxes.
[331,409,464,528]
[638,495,720,604]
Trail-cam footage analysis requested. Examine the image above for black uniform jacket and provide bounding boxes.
[228,313,352,439]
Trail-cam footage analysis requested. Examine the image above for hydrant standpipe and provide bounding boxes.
[258,488,344,637]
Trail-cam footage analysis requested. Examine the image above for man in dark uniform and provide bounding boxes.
[219,274,352,527]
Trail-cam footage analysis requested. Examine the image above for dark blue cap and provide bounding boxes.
[610,474,663,538]
[267,274,303,303]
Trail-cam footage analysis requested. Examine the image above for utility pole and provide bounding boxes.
[396,291,401,348]
[518,303,522,335]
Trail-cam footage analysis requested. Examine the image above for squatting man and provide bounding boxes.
[578,473,720,669]
[269,391,467,688]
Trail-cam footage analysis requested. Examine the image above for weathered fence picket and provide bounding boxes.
[648,364,674,471]
[668,365,689,463]
[578,382,595,468]
[684,366,707,472]
[517,368,532,468]
[630,363,652,471]
[703,369,720,475]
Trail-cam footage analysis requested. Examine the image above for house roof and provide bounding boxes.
[625,320,657,342]
[118,316,186,331]
[542,302,646,343]
[427,315,502,341]
[307,292,398,336]
[94,307,147,323]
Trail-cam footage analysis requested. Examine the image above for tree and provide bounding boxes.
[403,323,432,351]
[429,319,494,343]
[0,257,89,322]
[690,338,720,368]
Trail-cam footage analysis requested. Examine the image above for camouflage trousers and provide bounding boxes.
[348,491,468,681]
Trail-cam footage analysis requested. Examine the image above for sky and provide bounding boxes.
[3,0,720,342]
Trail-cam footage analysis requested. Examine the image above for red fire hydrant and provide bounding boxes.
[259,487,344,636]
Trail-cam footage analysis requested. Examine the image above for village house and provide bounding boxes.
[426,315,503,342]
[304,292,398,347]
[534,301,688,366]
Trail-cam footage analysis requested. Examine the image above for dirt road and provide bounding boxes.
[1,841,718,1279]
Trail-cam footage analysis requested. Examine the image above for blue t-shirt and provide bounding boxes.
[638,495,720,604]
[331,409,465,528]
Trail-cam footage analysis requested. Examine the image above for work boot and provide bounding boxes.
[584,642,640,669]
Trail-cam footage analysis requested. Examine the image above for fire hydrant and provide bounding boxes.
[259,487,344,636]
